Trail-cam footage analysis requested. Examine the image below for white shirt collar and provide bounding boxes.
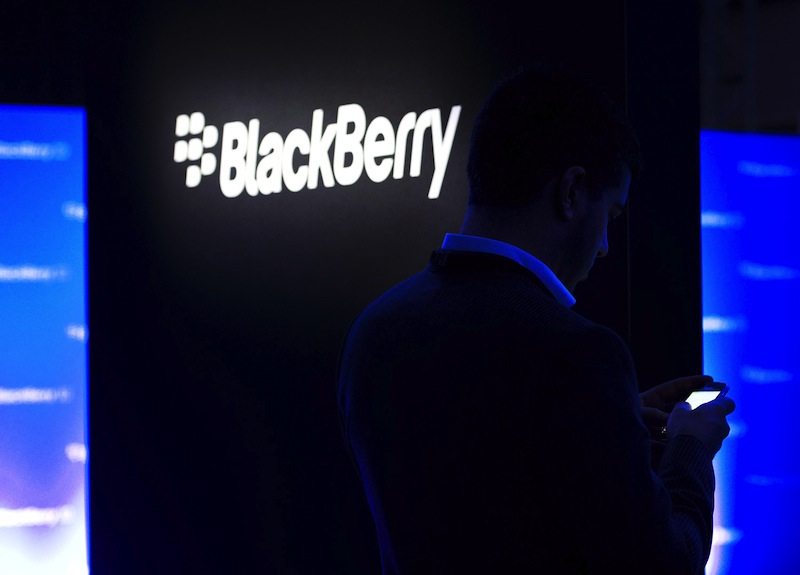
[441,233,576,308]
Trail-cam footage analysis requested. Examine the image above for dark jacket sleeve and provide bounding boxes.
[560,324,714,575]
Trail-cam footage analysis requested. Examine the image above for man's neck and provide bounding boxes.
[459,205,565,276]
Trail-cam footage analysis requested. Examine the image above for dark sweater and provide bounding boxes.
[338,249,714,574]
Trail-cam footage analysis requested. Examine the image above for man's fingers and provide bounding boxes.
[642,375,714,412]
[667,374,714,393]
[672,401,691,414]
[642,406,669,426]
[648,375,711,399]
[696,395,736,416]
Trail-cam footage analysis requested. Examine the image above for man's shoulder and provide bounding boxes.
[342,249,635,363]
[347,250,613,347]
[352,250,557,325]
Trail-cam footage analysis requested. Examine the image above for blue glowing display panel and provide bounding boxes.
[701,130,800,575]
[0,106,88,574]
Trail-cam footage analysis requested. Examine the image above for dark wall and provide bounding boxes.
[627,0,703,388]
[1,2,700,573]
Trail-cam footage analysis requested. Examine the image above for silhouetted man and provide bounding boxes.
[337,64,735,574]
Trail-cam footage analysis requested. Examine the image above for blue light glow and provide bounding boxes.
[0,105,88,574]
[701,130,800,575]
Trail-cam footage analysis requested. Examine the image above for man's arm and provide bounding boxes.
[561,325,727,574]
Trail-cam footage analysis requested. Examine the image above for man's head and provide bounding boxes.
[555,163,631,291]
[462,63,641,292]
[467,63,641,208]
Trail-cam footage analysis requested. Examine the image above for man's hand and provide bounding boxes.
[667,396,736,456]
[640,375,713,439]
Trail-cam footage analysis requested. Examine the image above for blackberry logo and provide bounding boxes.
[172,104,461,199]
[173,112,219,188]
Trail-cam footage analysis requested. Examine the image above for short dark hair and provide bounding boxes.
[467,63,642,206]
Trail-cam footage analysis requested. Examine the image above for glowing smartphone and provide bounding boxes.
[685,383,729,410]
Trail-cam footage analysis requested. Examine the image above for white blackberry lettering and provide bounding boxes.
[173,104,461,199]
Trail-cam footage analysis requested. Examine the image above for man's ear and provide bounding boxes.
[556,166,587,220]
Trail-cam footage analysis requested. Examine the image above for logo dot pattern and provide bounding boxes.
[173,112,219,188]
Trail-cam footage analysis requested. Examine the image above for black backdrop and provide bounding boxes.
[1,1,700,573]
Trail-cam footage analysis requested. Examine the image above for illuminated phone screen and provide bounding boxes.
[0,105,88,575]
[686,390,721,410]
